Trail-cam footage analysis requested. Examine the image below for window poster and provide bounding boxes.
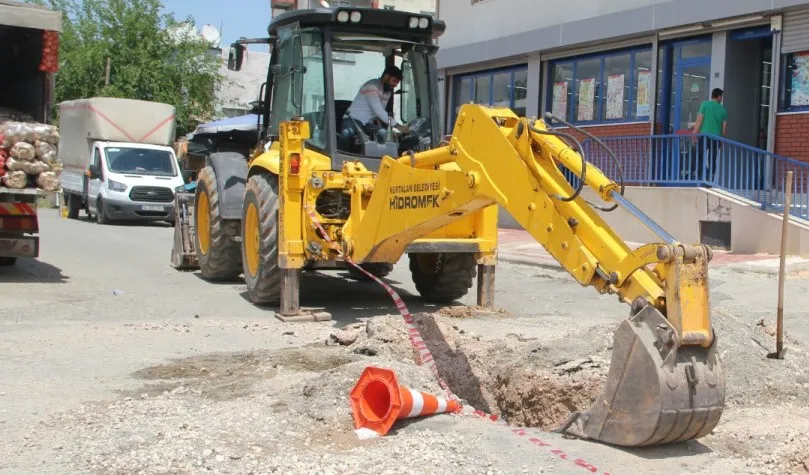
[577,77,595,121]
[791,52,809,107]
[606,74,625,120]
[636,71,652,117]
[552,82,568,119]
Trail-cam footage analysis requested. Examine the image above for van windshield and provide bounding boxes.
[104,147,177,176]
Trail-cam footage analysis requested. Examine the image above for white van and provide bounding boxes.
[84,141,184,224]
[59,97,184,224]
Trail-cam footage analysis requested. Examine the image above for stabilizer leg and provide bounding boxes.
[477,264,495,308]
[275,268,331,323]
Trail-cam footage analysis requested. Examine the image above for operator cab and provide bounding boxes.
[228,7,444,171]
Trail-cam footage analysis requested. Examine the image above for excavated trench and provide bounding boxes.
[338,311,610,431]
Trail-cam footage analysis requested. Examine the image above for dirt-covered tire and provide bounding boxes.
[194,166,242,281]
[241,173,281,304]
[66,193,80,219]
[95,197,109,225]
[347,262,394,281]
[0,257,17,266]
[409,252,476,303]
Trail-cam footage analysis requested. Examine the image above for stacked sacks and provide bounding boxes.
[0,120,62,191]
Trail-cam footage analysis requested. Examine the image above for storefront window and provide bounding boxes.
[547,46,653,125]
[450,65,529,127]
[551,62,573,120]
[603,53,630,120]
[512,69,528,116]
[575,58,600,122]
[492,72,512,108]
[783,51,809,110]
[633,50,653,119]
[681,41,712,60]
[475,75,491,103]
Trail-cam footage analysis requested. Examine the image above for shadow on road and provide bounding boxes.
[239,269,446,327]
[609,440,713,459]
[0,258,69,283]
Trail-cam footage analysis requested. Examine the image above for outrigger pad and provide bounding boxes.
[559,304,725,447]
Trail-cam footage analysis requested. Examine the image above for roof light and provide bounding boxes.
[350,10,362,22]
[418,17,429,28]
[408,17,419,28]
[337,10,349,22]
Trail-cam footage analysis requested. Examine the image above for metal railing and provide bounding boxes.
[559,133,809,221]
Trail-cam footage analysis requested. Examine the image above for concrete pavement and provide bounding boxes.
[497,228,809,275]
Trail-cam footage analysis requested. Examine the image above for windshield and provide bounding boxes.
[331,33,434,154]
[104,147,177,176]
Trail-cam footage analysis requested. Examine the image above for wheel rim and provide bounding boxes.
[244,201,260,278]
[197,190,211,255]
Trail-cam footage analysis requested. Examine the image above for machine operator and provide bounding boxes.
[339,65,411,149]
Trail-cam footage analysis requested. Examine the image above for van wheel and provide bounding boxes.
[96,197,109,225]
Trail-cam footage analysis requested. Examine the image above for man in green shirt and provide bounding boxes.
[692,88,727,182]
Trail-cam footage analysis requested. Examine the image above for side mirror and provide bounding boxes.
[88,164,100,179]
[228,43,246,71]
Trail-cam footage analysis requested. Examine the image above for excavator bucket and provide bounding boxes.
[558,304,725,447]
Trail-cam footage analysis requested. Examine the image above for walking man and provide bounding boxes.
[692,88,728,182]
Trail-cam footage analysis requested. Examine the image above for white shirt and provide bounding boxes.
[345,78,394,125]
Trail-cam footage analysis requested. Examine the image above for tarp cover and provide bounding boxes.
[0,0,62,32]
[193,114,261,135]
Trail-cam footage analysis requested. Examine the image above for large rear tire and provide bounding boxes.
[408,252,476,303]
[194,166,242,281]
[241,173,281,304]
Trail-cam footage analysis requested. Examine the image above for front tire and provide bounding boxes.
[194,166,242,281]
[241,173,281,304]
[409,252,476,303]
[95,197,109,225]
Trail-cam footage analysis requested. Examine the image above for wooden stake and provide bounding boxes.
[774,170,793,359]
[104,57,111,86]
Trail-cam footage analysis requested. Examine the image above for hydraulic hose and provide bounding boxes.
[543,112,626,212]
[528,122,587,203]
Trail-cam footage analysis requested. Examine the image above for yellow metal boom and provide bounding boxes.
[334,104,724,446]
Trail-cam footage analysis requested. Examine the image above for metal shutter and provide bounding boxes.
[783,9,809,54]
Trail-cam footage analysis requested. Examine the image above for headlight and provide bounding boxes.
[350,11,362,22]
[418,17,429,28]
[408,17,419,28]
[337,10,349,22]
[108,179,127,192]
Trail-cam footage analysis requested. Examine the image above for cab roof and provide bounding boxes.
[268,7,445,41]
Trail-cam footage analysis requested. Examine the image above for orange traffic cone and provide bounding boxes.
[349,366,461,436]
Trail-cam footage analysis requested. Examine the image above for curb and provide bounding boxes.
[723,258,809,276]
[498,252,563,271]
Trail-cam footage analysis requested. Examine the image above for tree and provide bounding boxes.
[30,0,223,135]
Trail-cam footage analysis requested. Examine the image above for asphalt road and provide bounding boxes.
[1,209,807,474]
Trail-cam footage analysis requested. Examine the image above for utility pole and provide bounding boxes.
[104,57,111,86]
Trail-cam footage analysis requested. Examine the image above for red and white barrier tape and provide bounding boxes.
[304,206,610,474]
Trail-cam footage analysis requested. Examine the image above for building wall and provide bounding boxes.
[775,113,809,162]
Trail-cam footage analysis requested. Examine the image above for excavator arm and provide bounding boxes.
[339,104,725,446]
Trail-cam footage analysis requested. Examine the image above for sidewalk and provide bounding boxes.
[497,228,809,275]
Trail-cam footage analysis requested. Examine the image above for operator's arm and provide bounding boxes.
[362,83,395,124]
[692,101,705,135]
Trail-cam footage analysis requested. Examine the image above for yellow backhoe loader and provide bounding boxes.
[171,7,724,447]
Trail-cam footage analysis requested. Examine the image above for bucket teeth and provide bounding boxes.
[558,305,725,447]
